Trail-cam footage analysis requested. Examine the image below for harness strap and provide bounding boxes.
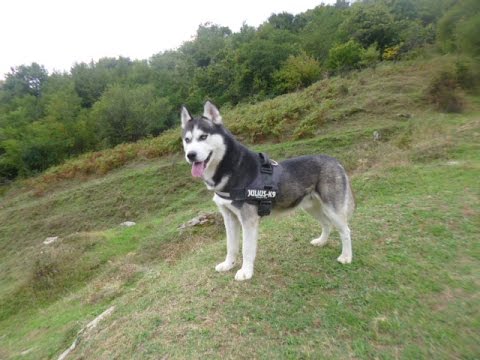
[215,153,278,217]
[257,153,275,216]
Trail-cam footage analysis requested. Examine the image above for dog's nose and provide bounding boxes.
[187,151,197,161]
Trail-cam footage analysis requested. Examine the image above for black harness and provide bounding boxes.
[215,153,279,216]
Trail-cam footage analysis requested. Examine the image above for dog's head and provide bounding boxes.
[180,101,227,178]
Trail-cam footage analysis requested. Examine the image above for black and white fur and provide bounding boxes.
[181,102,355,281]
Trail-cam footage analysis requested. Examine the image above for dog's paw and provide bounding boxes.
[337,254,352,264]
[310,237,328,247]
[215,260,235,272]
[234,267,253,281]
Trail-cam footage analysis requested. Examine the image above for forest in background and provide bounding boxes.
[0,0,478,181]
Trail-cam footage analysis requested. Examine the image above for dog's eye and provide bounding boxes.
[199,134,208,141]
[184,138,191,144]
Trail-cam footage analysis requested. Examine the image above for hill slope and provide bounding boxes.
[0,56,479,359]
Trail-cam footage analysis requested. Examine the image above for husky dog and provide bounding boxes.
[181,101,355,281]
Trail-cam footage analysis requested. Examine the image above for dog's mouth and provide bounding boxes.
[191,151,212,178]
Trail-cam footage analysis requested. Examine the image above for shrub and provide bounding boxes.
[273,52,322,94]
[382,45,401,61]
[327,40,365,73]
[360,44,381,67]
[454,59,480,92]
[427,71,465,113]
[292,100,333,140]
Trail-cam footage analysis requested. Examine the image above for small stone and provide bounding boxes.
[120,221,136,227]
[43,236,59,245]
[179,212,216,230]
[20,348,33,356]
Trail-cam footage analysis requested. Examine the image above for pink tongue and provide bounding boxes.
[191,162,205,177]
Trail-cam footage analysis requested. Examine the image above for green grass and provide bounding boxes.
[0,55,479,359]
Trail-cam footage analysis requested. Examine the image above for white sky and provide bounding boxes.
[0,0,335,80]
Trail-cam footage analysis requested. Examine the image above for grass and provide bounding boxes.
[0,54,479,359]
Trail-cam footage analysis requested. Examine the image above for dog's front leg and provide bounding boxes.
[215,205,241,272]
[235,205,260,281]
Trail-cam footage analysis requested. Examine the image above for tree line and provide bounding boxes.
[0,0,478,181]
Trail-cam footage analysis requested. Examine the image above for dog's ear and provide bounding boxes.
[180,106,192,129]
[203,101,223,125]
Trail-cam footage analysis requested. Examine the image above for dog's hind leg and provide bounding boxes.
[303,198,332,247]
[310,218,332,247]
[215,205,241,272]
[323,206,352,264]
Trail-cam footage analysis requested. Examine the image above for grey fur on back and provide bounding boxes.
[275,155,355,217]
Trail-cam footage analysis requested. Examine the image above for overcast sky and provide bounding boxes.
[0,0,336,80]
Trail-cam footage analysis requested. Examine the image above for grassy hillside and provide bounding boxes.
[1,55,479,359]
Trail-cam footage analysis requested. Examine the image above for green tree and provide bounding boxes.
[180,24,232,68]
[188,49,238,106]
[339,2,398,51]
[437,0,480,56]
[71,62,109,108]
[301,5,349,62]
[93,84,172,146]
[3,63,48,99]
[268,12,307,32]
[150,50,195,112]
[20,120,74,173]
[235,24,300,98]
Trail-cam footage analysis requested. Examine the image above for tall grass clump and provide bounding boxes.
[426,57,480,113]
[427,70,465,113]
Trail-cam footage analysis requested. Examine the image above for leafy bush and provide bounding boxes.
[360,44,381,67]
[327,40,365,72]
[383,45,401,61]
[273,52,322,94]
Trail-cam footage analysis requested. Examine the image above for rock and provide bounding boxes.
[120,221,136,227]
[396,113,412,119]
[20,348,33,356]
[446,160,460,166]
[57,306,115,360]
[43,236,59,245]
[179,212,217,230]
[373,131,381,141]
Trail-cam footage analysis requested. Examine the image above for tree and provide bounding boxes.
[150,50,195,111]
[235,24,300,98]
[93,84,172,146]
[71,62,109,108]
[180,23,232,68]
[188,49,238,106]
[437,0,480,56]
[268,12,307,32]
[339,2,398,51]
[3,63,48,99]
[335,0,350,9]
[301,5,349,62]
